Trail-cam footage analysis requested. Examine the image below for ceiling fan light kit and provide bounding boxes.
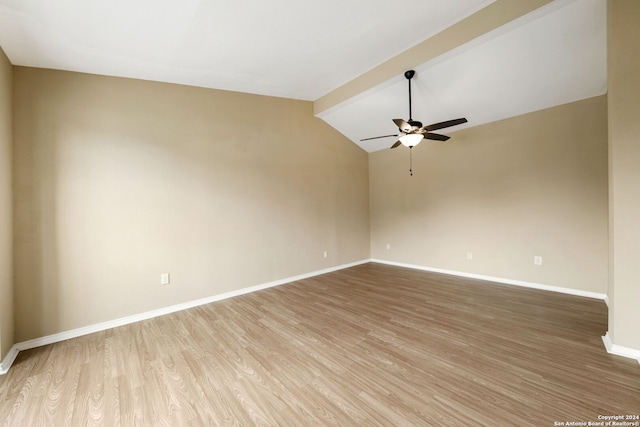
[361,69,468,175]
[399,133,424,147]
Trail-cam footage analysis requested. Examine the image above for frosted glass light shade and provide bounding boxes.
[399,133,423,147]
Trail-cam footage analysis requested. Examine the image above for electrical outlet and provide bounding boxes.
[386,243,391,250]
[323,251,328,258]
[160,273,170,285]
[466,251,473,260]
[534,256,543,266]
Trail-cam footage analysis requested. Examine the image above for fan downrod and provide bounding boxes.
[404,70,416,120]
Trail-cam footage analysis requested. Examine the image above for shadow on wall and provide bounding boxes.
[12,67,370,342]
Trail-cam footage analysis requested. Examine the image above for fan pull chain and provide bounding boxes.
[409,146,413,176]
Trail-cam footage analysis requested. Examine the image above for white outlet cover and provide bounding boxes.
[161,273,170,285]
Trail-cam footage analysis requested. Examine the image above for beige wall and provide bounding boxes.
[0,47,13,360]
[607,0,640,350]
[12,67,370,341]
[370,96,608,293]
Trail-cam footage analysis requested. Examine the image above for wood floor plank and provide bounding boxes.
[1,262,639,426]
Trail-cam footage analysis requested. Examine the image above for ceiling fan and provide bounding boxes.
[361,70,468,150]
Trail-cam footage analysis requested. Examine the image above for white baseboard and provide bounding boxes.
[4,259,633,373]
[0,345,19,375]
[373,259,640,364]
[371,259,608,301]
[602,332,640,364]
[0,259,370,375]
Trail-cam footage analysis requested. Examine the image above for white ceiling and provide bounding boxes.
[319,0,606,152]
[0,0,493,100]
[0,0,606,152]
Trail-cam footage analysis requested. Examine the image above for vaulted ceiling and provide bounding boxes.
[0,0,606,152]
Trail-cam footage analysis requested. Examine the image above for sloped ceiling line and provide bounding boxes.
[317,0,606,152]
[0,0,606,153]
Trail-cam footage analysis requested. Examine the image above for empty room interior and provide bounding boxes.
[0,0,639,425]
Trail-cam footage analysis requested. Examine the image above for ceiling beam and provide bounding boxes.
[313,0,553,116]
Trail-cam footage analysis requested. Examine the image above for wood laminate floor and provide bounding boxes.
[0,263,638,426]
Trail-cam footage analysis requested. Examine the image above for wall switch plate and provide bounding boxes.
[466,251,473,260]
[161,273,170,285]
[323,251,328,258]
[534,256,543,266]
[386,243,391,250]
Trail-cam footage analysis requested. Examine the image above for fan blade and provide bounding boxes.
[393,118,412,133]
[423,118,467,132]
[360,134,398,141]
[424,133,450,141]
[390,140,402,149]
